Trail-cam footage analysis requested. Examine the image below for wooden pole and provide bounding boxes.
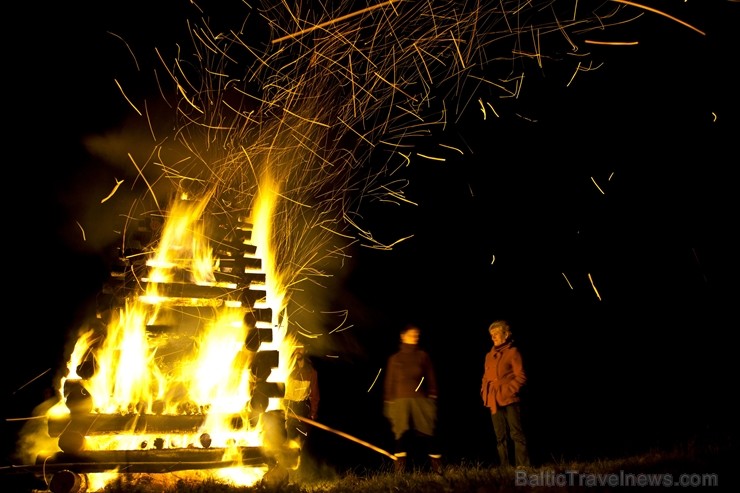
[287,412,397,460]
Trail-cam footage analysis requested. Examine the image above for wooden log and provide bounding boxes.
[245,328,273,351]
[47,447,256,463]
[138,282,239,300]
[29,446,277,474]
[48,414,213,437]
[241,288,267,305]
[244,307,272,327]
[215,270,265,287]
[219,256,262,271]
[214,241,257,256]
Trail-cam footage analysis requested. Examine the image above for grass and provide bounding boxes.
[3,436,732,492]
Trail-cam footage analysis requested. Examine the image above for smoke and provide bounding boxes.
[14,397,62,465]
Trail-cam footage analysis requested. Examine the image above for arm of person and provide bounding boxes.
[383,356,395,402]
[424,352,439,399]
[508,349,527,394]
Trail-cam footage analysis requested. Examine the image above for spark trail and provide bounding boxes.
[114,0,640,335]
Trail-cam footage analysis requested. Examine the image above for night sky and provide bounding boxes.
[3,0,737,472]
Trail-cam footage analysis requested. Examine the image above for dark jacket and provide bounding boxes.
[384,343,438,401]
[481,338,527,413]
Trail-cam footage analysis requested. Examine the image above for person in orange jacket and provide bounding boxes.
[481,320,531,468]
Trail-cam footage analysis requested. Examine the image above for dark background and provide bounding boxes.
[3,0,737,474]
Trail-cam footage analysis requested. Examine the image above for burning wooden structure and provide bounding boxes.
[28,198,298,492]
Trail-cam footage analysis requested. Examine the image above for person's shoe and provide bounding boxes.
[394,456,406,474]
[430,456,443,475]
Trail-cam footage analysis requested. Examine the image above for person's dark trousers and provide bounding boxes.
[491,403,530,467]
[418,432,443,474]
[417,432,440,457]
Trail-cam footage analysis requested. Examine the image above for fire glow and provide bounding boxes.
[11,0,700,490]
[30,187,300,489]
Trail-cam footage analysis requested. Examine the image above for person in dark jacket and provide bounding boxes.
[481,320,531,468]
[383,324,442,474]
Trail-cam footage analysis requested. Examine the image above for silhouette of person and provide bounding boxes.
[384,324,442,474]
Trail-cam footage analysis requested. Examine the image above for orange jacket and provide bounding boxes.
[481,339,527,413]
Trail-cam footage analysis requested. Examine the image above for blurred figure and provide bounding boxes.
[481,320,531,468]
[383,324,442,474]
[284,346,320,449]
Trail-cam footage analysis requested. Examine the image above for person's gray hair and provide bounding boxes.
[488,320,510,334]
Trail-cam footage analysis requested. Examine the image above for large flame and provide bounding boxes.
[34,184,300,488]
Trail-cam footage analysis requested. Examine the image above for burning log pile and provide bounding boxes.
[28,197,300,492]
